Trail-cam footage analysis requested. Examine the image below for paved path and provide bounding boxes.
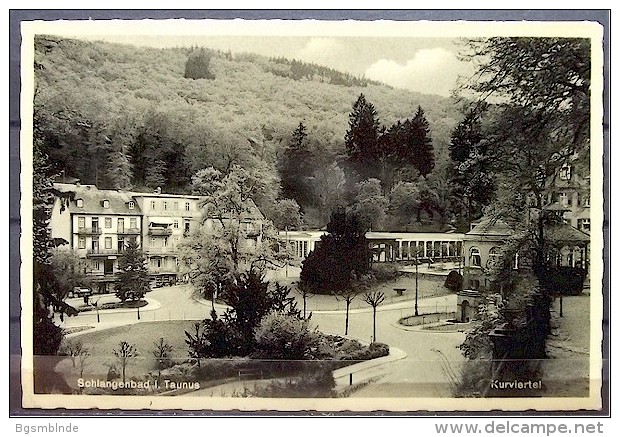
[61,283,465,397]
[310,294,464,398]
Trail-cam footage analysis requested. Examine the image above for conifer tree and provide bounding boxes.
[345,93,381,181]
[404,106,435,178]
[279,122,314,204]
[447,108,494,221]
[115,240,150,302]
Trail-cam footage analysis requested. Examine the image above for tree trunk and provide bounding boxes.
[345,299,350,335]
[372,307,377,343]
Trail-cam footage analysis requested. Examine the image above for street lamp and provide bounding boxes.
[414,247,419,316]
[93,298,100,323]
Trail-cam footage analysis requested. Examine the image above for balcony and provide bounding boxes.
[118,227,141,235]
[145,246,176,254]
[148,227,173,236]
[86,248,126,257]
[149,266,180,275]
[77,227,102,235]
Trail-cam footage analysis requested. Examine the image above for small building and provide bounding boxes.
[462,218,515,293]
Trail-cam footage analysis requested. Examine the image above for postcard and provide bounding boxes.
[18,16,605,412]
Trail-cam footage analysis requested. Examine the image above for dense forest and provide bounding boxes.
[33,36,468,229]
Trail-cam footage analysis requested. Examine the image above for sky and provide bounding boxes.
[76,35,476,97]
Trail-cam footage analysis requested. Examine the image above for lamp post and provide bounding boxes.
[285,226,289,278]
[93,298,100,323]
[414,248,419,316]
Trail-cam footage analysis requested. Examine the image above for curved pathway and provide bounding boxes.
[61,284,466,397]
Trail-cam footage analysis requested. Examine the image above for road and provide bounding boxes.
[61,284,465,397]
[310,296,465,398]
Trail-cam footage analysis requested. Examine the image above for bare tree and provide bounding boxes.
[63,339,86,368]
[363,291,386,343]
[77,347,91,382]
[151,337,174,378]
[112,341,139,384]
[334,289,359,336]
[297,283,314,320]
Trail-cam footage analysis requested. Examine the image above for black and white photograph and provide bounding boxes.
[17,16,605,412]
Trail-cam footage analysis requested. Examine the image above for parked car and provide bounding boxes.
[69,287,92,298]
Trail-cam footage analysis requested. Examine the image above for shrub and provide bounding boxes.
[372,263,400,282]
[368,342,390,359]
[444,270,463,292]
[254,313,320,360]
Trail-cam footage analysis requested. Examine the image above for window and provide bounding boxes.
[150,237,156,247]
[173,220,179,229]
[184,219,190,234]
[559,164,572,181]
[102,199,110,208]
[470,247,481,267]
[513,253,520,270]
[151,201,156,210]
[153,258,162,268]
[558,192,571,207]
[128,201,135,209]
[105,217,112,228]
[487,247,501,268]
[93,260,100,270]
[130,218,137,229]
[163,201,168,211]
[185,202,190,211]
[117,218,125,232]
[78,217,85,228]
[578,218,591,232]
[78,236,86,249]
[76,199,83,208]
[580,195,590,207]
[91,217,99,231]
[105,237,112,249]
[173,201,179,210]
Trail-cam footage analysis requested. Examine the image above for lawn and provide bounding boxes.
[55,318,389,396]
[59,320,199,383]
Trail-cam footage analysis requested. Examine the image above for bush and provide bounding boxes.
[254,313,320,360]
[368,342,390,359]
[444,270,463,292]
[372,263,400,282]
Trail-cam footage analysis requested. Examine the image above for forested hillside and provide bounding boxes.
[33,36,464,228]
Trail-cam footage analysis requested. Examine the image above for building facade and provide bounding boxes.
[51,184,267,293]
[548,162,590,234]
[279,230,465,264]
[51,183,143,294]
[131,190,202,286]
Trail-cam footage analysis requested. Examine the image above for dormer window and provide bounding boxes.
[76,198,83,208]
[559,164,572,181]
[103,199,110,209]
[128,201,135,210]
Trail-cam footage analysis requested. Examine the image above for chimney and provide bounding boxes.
[156,187,162,194]
[75,180,81,187]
